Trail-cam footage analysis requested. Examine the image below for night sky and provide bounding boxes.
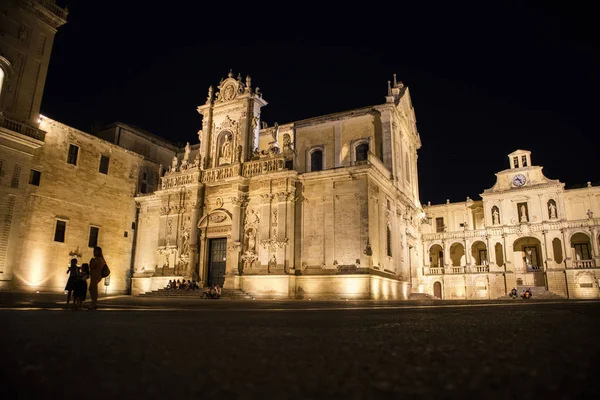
[42,1,599,205]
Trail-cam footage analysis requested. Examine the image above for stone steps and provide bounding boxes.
[408,293,437,300]
[501,286,565,300]
[139,288,253,300]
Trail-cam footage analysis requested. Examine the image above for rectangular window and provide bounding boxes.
[88,226,99,247]
[435,217,444,233]
[54,220,66,242]
[67,144,79,165]
[11,165,21,188]
[99,155,110,174]
[29,169,41,186]
[513,156,519,168]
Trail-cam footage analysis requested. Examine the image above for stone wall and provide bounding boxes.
[13,118,141,293]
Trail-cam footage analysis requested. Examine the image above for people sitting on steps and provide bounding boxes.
[202,284,221,299]
[522,288,533,299]
[509,288,518,299]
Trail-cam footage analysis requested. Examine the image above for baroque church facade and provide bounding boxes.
[1,1,599,299]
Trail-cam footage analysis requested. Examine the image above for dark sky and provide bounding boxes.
[43,1,599,205]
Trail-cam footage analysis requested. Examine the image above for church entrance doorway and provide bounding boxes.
[208,238,227,287]
[433,281,442,299]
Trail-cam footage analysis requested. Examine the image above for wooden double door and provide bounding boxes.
[207,238,227,287]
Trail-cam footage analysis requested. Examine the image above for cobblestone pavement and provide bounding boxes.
[0,295,598,399]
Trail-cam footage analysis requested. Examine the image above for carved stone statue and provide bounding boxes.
[282,133,295,154]
[268,254,276,273]
[197,130,203,146]
[206,86,213,103]
[525,248,533,267]
[548,202,557,219]
[272,122,279,142]
[236,145,242,163]
[219,134,232,164]
[492,208,499,225]
[246,228,256,253]
[520,205,528,222]
[171,155,178,172]
[181,142,190,169]
[587,209,594,219]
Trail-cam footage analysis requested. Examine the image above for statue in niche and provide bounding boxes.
[282,133,295,154]
[548,202,557,219]
[587,209,594,219]
[492,208,500,225]
[219,134,232,165]
[246,228,256,254]
[268,254,277,273]
[171,155,178,172]
[520,205,528,222]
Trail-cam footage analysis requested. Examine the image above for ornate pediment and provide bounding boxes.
[215,70,250,103]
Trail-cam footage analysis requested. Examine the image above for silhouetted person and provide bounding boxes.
[74,263,89,310]
[65,258,78,308]
[89,246,107,310]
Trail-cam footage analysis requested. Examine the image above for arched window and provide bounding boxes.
[355,142,369,162]
[386,225,392,257]
[310,149,323,172]
[547,199,558,219]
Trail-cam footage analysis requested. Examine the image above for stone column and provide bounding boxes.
[541,230,550,289]
[259,193,272,267]
[443,240,450,267]
[464,238,471,270]
[561,229,571,268]
[486,235,496,266]
[226,194,247,281]
[187,202,201,279]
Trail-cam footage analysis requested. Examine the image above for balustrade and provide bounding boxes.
[1,117,46,141]
[572,260,596,269]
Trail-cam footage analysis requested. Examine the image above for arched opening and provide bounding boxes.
[471,240,488,266]
[310,149,323,172]
[491,206,500,225]
[355,142,369,162]
[433,281,442,298]
[552,238,563,264]
[429,244,443,268]
[449,242,465,267]
[495,242,504,266]
[513,237,542,271]
[570,232,593,268]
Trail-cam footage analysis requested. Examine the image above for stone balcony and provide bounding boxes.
[0,116,46,142]
[424,265,491,275]
[19,0,68,28]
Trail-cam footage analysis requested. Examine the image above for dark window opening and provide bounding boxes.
[88,226,99,247]
[54,220,66,242]
[310,150,323,172]
[29,169,41,186]
[131,222,136,230]
[142,172,147,180]
[521,155,528,167]
[356,143,369,162]
[386,226,392,257]
[124,231,128,238]
[99,155,110,174]
[141,182,147,194]
[435,217,444,233]
[513,156,519,168]
[67,144,79,165]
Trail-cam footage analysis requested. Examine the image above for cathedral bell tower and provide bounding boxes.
[196,70,267,170]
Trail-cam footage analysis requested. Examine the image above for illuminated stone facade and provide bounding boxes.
[1,2,598,299]
[129,73,419,299]
[421,150,600,299]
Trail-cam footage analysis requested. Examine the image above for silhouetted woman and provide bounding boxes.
[88,246,107,310]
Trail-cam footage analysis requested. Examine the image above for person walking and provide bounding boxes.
[88,246,107,310]
[65,258,79,308]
